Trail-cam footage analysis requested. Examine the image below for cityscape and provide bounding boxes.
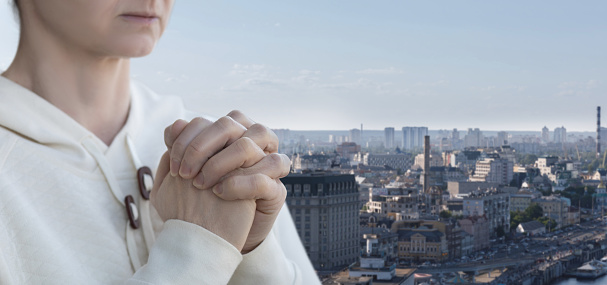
[1,2,605,285]
[279,107,607,285]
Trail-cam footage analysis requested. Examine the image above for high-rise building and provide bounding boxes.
[349,128,361,145]
[281,172,360,273]
[470,158,514,186]
[496,131,508,146]
[464,128,483,148]
[384,127,395,149]
[463,189,510,236]
[542,126,550,144]
[401,127,428,150]
[452,128,460,140]
[554,126,567,144]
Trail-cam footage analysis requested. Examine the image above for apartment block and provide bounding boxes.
[282,171,360,273]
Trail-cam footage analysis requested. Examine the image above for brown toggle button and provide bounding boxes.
[137,166,153,200]
[125,195,140,229]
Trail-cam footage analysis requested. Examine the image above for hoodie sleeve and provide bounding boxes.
[126,205,321,285]
[126,220,243,285]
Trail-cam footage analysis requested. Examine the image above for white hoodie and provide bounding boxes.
[0,76,320,285]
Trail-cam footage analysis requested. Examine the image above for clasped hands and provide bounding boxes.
[151,111,290,253]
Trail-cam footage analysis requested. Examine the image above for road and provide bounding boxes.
[413,219,607,275]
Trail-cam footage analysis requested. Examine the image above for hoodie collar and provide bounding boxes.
[0,75,143,170]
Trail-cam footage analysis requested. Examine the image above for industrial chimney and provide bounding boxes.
[424,135,430,193]
[598,106,601,159]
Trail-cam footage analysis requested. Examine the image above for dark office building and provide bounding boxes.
[281,171,360,273]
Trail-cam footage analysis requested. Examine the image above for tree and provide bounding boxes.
[524,203,544,220]
[538,217,557,231]
[510,204,545,229]
[517,154,538,166]
[439,210,452,219]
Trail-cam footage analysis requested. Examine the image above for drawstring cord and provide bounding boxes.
[82,135,156,272]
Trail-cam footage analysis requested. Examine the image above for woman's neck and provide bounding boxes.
[2,29,131,146]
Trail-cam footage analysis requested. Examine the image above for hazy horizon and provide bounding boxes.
[1,1,606,132]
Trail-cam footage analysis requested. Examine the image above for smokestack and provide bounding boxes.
[361,123,363,145]
[598,106,601,159]
[424,135,430,193]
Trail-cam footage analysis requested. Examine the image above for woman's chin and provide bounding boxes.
[100,37,158,58]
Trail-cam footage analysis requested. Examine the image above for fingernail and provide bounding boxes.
[170,159,180,177]
[213,184,223,195]
[193,175,204,189]
[179,164,191,178]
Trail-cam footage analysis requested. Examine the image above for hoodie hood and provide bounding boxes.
[0,75,179,173]
[0,74,194,271]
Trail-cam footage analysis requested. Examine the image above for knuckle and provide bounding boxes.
[216,116,236,130]
[251,123,279,151]
[227,110,245,118]
[267,141,279,153]
[248,123,268,134]
[223,175,238,193]
[267,153,283,168]
[236,137,257,154]
[186,141,204,155]
[279,154,291,177]
[252,173,271,194]
[191,116,205,124]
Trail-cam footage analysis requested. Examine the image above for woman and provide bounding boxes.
[0,0,319,284]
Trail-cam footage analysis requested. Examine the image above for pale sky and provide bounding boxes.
[1,1,606,132]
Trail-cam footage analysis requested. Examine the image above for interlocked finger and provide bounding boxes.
[178,116,247,179]
[192,137,266,189]
[169,117,213,176]
[164,119,188,150]
[241,123,279,154]
[226,153,291,180]
[227,110,255,129]
[213,173,287,205]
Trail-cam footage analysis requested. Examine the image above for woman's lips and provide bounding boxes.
[120,14,159,25]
